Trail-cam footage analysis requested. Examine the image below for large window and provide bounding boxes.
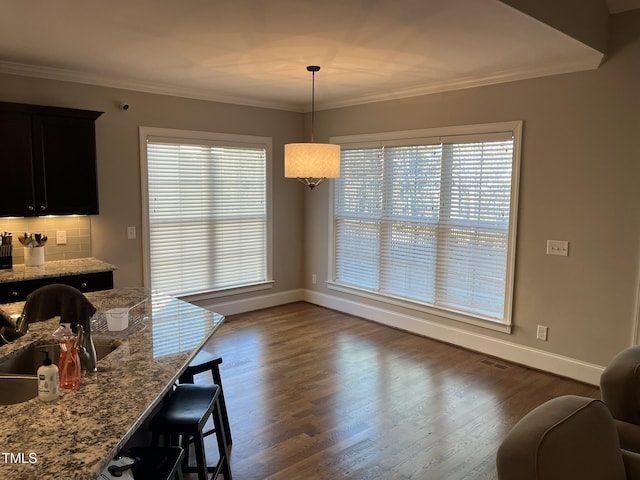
[140,127,272,298]
[330,122,521,329]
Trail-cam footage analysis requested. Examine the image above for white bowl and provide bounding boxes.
[106,308,129,331]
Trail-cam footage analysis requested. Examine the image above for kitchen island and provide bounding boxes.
[0,288,224,480]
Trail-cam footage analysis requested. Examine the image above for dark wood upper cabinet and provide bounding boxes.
[0,110,35,217]
[0,102,103,217]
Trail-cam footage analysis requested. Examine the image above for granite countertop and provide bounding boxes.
[0,288,224,480]
[0,257,117,283]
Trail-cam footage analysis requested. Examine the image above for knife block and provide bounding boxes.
[0,245,11,269]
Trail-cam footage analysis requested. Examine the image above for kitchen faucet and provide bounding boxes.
[14,313,28,335]
[77,324,97,373]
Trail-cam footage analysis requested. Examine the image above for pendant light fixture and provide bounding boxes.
[284,66,340,189]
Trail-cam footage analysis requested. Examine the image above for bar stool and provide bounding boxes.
[149,384,232,480]
[127,446,185,480]
[179,351,232,446]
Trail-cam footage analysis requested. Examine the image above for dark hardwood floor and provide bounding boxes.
[188,302,599,480]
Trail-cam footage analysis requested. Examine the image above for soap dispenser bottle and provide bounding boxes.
[38,351,60,402]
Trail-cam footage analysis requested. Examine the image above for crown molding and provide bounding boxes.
[316,53,604,111]
[0,61,303,112]
[0,53,603,114]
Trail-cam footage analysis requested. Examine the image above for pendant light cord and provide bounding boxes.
[307,65,320,143]
[311,69,315,142]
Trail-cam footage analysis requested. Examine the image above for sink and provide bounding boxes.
[0,341,119,376]
[0,375,38,405]
[0,341,119,404]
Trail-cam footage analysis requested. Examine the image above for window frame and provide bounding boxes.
[328,121,522,333]
[139,126,273,301]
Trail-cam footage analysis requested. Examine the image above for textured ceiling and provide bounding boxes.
[0,0,625,111]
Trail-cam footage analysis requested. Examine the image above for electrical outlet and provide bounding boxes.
[311,274,317,285]
[536,325,548,341]
[56,230,67,245]
[546,240,569,256]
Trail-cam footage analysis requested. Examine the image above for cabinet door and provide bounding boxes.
[0,111,36,216]
[32,115,99,215]
[60,271,114,293]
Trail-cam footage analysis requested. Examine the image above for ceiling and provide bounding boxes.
[0,0,636,112]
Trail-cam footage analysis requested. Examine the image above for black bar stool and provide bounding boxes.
[149,384,232,480]
[179,351,232,446]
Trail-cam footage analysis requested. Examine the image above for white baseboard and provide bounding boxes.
[191,288,305,316]
[303,289,604,386]
[190,286,604,385]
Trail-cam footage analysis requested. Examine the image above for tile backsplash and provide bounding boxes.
[0,216,91,264]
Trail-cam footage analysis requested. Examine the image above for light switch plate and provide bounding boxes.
[127,226,137,240]
[546,240,569,256]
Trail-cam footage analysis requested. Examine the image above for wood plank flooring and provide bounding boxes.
[188,302,599,480]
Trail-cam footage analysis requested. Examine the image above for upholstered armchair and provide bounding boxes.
[601,345,640,453]
[496,395,640,480]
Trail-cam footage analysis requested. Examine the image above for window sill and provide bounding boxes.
[179,281,275,303]
[327,281,512,334]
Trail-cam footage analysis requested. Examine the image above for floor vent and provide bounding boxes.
[481,359,509,370]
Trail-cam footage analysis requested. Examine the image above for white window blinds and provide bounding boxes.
[144,134,269,297]
[333,123,520,325]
